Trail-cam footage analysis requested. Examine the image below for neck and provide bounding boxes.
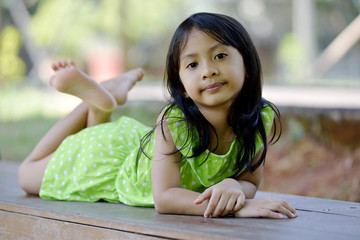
[197,105,228,130]
[197,105,235,154]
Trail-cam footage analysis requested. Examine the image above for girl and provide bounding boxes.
[18,12,297,219]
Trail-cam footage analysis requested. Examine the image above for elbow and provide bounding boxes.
[154,205,165,214]
[153,191,175,214]
[153,197,169,214]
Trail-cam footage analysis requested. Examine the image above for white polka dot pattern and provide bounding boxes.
[40,105,274,207]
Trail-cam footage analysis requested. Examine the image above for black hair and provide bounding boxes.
[144,12,281,176]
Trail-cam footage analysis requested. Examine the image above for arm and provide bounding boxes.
[235,150,264,198]
[234,114,278,200]
[235,197,298,219]
[234,119,297,219]
[236,113,280,199]
[194,150,263,217]
[152,114,281,218]
[151,113,208,216]
[194,118,275,217]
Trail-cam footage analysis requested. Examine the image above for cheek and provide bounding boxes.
[232,68,245,93]
[233,80,244,95]
[178,68,187,84]
[234,65,246,88]
[179,71,192,89]
[177,73,190,96]
[228,63,245,83]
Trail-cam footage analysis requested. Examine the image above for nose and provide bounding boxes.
[201,63,219,80]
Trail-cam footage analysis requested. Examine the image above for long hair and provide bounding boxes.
[148,12,281,175]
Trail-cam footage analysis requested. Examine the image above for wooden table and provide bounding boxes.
[1,160,359,239]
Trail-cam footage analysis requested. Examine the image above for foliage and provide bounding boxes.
[27,0,188,58]
[29,0,123,57]
[0,26,26,83]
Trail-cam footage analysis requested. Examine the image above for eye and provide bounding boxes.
[214,53,227,60]
[186,62,198,69]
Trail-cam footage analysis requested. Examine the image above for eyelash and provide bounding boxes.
[186,62,198,69]
[186,53,228,69]
[215,53,227,60]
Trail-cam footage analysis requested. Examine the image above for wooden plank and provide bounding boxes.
[1,160,360,240]
[256,191,360,217]
[0,210,160,240]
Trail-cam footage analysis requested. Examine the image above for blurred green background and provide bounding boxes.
[0,0,359,201]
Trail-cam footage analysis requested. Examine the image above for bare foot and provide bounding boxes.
[49,60,117,112]
[101,68,144,105]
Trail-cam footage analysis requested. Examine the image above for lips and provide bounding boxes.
[202,82,225,92]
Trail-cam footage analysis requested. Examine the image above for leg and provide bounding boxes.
[18,60,144,195]
[18,102,89,195]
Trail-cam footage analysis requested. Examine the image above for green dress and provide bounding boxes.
[40,105,274,207]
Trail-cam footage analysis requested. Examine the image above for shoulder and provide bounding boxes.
[163,104,185,119]
[155,104,186,139]
[157,104,186,132]
[260,102,276,135]
[156,104,182,120]
[156,104,195,156]
[261,104,275,123]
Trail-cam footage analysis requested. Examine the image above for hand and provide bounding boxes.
[234,197,298,219]
[194,178,245,218]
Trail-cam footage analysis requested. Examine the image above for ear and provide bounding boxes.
[183,91,189,98]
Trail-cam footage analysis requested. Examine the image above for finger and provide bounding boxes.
[204,190,221,218]
[194,188,212,204]
[274,203,297,218]
[234,193,245,212]
[270,199,297,218]
[222,195,237,216]
[280,200,298,217]
[279,205,297,218]
[260,209,285,219]
[212,195,229,217]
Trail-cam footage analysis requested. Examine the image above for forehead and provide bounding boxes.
[180,29,222,56]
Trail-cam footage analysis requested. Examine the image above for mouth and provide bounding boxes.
[202,82,225,92]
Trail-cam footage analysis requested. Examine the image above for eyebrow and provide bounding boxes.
[180,42,226,61]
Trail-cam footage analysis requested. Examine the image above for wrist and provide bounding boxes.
[224,178,245,191]
[236,180,257,199]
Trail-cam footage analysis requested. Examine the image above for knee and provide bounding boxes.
[18,162,29,193]
[18,162,39,195]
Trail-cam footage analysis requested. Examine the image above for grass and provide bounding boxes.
[0,117,60,161]
[0,86,81,121]
[0,86,164,161]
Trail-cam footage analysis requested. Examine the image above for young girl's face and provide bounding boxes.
[179,28,246,111]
